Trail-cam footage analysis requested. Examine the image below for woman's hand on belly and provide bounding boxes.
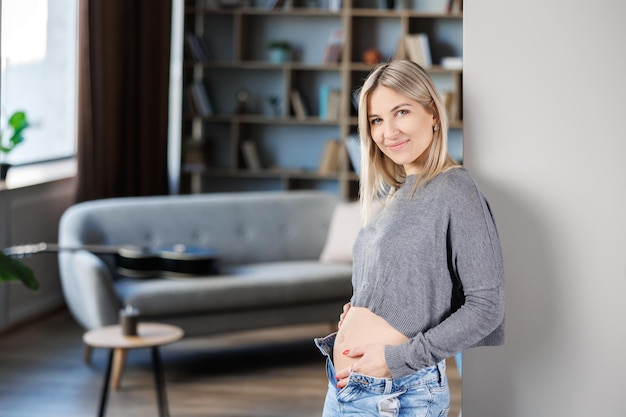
[335,343,391,389]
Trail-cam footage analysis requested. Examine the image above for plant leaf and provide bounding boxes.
[0,251,39,291]
[8,111,27,130]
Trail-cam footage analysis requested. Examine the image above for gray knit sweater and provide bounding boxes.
[351,168,505,379]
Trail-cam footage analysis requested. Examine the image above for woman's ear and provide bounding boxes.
[428,100,439,119]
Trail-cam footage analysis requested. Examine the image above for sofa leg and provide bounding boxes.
[110,348,127,390]
[84,344,93,364]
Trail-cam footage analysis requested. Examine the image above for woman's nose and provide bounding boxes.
[383,120,399,139]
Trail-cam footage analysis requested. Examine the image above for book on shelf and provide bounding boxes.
[184,32,211,62]
[183,153,207,172]
[266,0,286,9]
[441,56,463,70]
[327,89,340,121]
[344,134,361,176]
[290,89,309,120]
[444,91,459,122]
[184,141,205,160]
[404,34,432,68]
[328,0,341,11]
[319,86,340,120]
[188,82,214,118]
[322,30,344,64]
[240,140,262,171]
[318,139,340,175]
[393,37,408,61]
[351,90,360,113]
[447,0,463,13]
[183,138,208,171]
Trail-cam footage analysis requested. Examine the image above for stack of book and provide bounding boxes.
[184,32,211,62]
[322,30,345,64]
[187,82,214,118]
[183,139,207,172]
[402,33,432,68]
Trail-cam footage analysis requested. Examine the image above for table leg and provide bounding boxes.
[151,347,170,417]
[97,349,114,417]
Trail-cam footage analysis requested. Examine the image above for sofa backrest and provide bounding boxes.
[58,190,340,265]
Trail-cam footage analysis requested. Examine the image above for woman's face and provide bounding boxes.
[367,86,435,176]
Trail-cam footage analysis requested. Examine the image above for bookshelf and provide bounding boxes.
[180,0,463,198]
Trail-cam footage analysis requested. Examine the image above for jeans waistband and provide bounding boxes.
[314,331,336,358]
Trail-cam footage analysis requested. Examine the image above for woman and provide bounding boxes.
[315,60,505,416]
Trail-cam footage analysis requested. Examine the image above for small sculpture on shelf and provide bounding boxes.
[268,95,281,117]
[362,48,382,65]
[236,89,252,114]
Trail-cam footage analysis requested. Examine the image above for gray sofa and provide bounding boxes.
[58,191,353,338]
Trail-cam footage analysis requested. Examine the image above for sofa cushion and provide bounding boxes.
[115,261,353,317]
[319,199,385,264]
[319,201,362,264]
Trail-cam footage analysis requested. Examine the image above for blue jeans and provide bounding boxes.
[315,333,450,417]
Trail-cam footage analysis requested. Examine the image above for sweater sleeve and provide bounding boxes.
[385,175,505,378]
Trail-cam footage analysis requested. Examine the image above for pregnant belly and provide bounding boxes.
[333,306,409,373]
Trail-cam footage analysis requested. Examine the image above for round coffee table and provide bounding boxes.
[83,322,184,417]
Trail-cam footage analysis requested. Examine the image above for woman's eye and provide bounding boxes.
[397,109,408,117]
[369,118,381,125]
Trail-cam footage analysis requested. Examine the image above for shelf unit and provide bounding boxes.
[181,0,463,199]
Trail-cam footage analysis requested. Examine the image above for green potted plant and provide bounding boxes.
[267,40,292,64]
[0,251,38,290]
[0,111,37,289]
[0,110,29,181]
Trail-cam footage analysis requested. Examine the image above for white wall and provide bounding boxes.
[463,1,626,416]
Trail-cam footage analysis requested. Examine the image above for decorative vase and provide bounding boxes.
[269,48,290,64]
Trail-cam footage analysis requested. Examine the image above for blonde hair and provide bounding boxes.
[357,60,459,223]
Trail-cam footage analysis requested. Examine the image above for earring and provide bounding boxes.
[433,124,440,132]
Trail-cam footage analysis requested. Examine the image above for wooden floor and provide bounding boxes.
[0,309,461,417]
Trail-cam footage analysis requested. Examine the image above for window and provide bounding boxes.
[1,0,78,166]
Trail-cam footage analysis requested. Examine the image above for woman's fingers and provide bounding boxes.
[335,365,353,388]
[338,302,351,329]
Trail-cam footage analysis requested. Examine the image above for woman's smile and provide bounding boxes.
[387,139,409,152]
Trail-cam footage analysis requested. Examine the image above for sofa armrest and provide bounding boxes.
[58,251,122,329]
